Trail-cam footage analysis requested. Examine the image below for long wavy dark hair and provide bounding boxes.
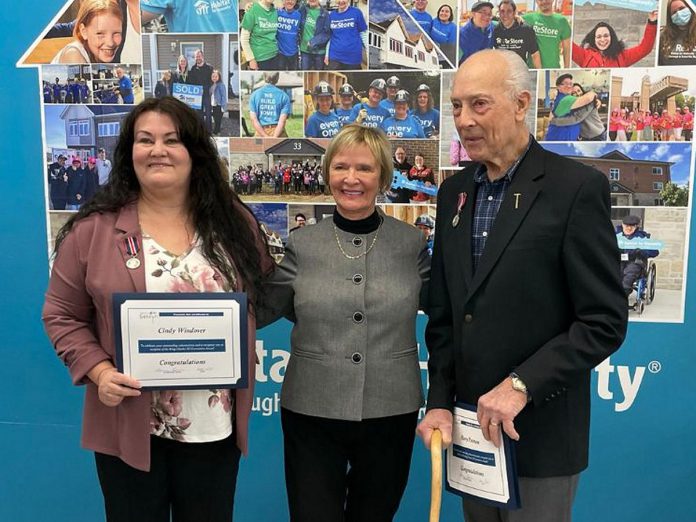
[581,22,625,60]
[54,96,271,304]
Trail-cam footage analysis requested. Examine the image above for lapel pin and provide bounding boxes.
[513,193,522,209]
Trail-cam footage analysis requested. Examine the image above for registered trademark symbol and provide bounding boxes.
[648,361,662,374]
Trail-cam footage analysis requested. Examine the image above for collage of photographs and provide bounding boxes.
[22,0,696,322]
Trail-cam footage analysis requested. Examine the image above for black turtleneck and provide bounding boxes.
[333,209,381,234]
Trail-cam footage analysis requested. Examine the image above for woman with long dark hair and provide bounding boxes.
[572,11,658,67]
[43,96,273,522]
[660,0,696,65]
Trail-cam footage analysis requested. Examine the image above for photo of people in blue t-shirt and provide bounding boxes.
[369,0,458,69]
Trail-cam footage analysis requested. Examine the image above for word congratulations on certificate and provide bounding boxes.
[113,293,248,390]
[445,403,520,509]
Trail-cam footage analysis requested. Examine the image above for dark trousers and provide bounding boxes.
[301,52,325,70]
[257,55,280,70]
[278,53,299,70]
[51,197,67,210]
[328,59,361,70]
[200,98,213,132]
[212,105,224,134]
[281,407,417,522]
[622,261,645,295]
[95,434,241,522]
[462,474,579,522]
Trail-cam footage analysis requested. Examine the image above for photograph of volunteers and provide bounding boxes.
[386,139,440,203]
[241,71,303,137]
[304,82,342,138]
[90,64,142,104]
[397,0,458,66]
[335,82,360,124]
[229,137,334,201]
[519,0,572,68]
[240,0,280,70]
[609,67,696,142]
[28,0,141,65]
[259,125,430,522]
[492,0,541,68]
[370,0,455,69]
[140,0,239,33]
[44,103,131,209]
[458,0,496,64]
[325,71,440,135]
[610,207,689,322]
[572,0,658,68]
[326,0,369,69]
[47,154,100,211]
[659,0,696,65]
[42,65,93,104]
[537,70,609,142]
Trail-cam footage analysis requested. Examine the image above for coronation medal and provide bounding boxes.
[124,236,141,270]
[452,191,467,228]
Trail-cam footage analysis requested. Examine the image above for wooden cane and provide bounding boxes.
[429,428,443,522]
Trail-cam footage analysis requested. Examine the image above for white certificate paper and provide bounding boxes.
[446,403,520,509]
[113,293,248,390]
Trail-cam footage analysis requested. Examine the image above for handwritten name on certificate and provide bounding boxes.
[114,293,248,390]
[446,404,520,509]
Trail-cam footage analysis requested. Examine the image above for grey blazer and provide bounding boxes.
[263,214,430,421]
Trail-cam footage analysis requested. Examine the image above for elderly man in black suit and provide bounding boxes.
[417,49,627,521]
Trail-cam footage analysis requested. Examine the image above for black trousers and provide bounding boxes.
[281,407,418,522]
[212,105,224,134]
[95,434,241,522]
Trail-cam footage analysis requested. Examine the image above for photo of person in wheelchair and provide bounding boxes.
[617,214,660,314]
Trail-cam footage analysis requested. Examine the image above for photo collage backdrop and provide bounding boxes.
[21,0,695,323]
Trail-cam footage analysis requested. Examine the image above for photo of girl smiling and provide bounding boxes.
[53,0,123,64]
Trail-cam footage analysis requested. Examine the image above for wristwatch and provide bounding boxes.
[510,372,531,402]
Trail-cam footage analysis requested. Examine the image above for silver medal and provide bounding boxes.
[126,257,141,270]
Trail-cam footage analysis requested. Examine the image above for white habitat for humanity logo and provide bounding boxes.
[195,0,211,15]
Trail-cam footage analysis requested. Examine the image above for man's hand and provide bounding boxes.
[477,377,528,447]
[416,408,453,449]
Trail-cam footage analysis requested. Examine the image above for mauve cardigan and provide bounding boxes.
[43,200,272,471]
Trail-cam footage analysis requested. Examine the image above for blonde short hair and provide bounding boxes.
[323,124,393,192]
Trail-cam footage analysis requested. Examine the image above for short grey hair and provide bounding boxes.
[498,50,533,103]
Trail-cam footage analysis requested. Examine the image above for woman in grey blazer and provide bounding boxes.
[263,124,430,521]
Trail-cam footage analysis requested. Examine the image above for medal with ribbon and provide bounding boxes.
[124,236,141,270]
[452,192,467,228]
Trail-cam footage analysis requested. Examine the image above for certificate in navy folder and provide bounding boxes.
[113,292,248,391]
[445,402,521,509]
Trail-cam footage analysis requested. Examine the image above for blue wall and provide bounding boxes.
[1,1,695,520]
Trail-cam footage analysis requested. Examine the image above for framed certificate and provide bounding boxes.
[445,403,521,509]
[113,292,248,391]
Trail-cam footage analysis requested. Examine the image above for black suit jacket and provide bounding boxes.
[425,139,627,477]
